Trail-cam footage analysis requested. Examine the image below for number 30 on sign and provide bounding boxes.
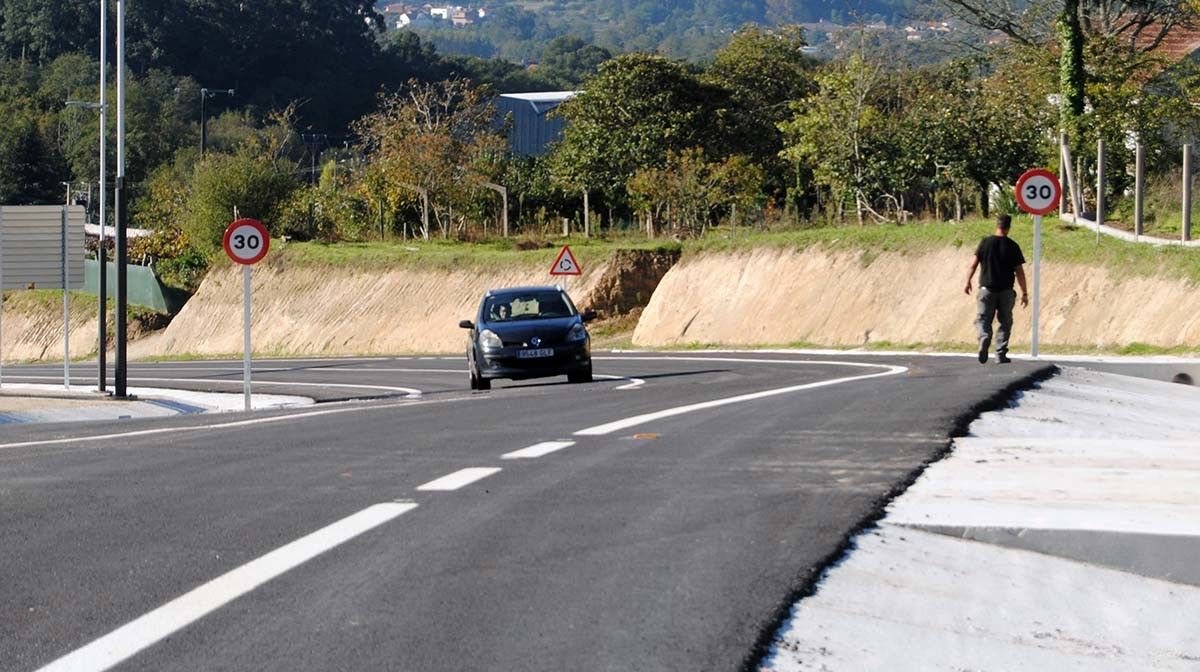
[223,218,270,265]
[1014,168,1061,216]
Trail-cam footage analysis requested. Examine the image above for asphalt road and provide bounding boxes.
[0,353,1052,672]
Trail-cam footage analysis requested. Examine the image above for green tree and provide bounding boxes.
[549,53,734,204]
[704,24,816,198]
[0,103,64,203]
[354,78,504,238]
[779,54,894,224]
[538,36,612,87]
[185,148,297,251]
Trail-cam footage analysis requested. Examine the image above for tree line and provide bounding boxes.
[1,0,1198,290]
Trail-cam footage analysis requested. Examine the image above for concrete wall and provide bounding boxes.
[0,206,87,290]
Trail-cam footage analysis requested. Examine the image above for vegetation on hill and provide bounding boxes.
[0,0,1198,298]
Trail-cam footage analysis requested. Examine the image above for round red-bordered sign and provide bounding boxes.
[223,218,270,265]
[1014,168,1061,216]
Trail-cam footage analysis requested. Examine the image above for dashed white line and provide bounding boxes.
[416,467,502,491]
[502,440,575,459]
[575,364,907,436]
[35,502,418,672]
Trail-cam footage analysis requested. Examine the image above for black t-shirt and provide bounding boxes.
[975,235,1026,290]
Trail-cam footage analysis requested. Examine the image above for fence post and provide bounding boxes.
[1059,131,1069,214]
[1135,142,1145,239]
[1096,139,1106,244]
[1184,144,1193,242]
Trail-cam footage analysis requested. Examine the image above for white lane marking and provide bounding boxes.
[502,440,575,459]
[35,502,418,672]
[593,374,646,390]
[2,375,422,398]
[416,467,502,491]
[0,397,476,452]
[575,364,907,436]
[593,356,899,369]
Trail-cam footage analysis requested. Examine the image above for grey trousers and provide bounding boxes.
[976,287,1016,355]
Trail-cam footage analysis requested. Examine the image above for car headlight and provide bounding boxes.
[567,323,587,342]
[480,329,503,350]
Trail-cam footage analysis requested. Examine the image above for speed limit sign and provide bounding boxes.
[1014,169,1061,216]
[223,218,270,265]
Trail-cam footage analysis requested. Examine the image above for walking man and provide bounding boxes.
[964,214,1029,364]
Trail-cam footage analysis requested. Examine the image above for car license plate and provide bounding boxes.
[518,348,554,359]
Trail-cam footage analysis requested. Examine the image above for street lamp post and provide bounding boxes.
[65,99,106,392]
[200,87,235,156]
[115,0,127,398]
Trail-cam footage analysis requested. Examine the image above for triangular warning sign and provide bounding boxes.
[550,245,582,276]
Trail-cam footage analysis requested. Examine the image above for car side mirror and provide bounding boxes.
[581,309,598,323]
[459,320,474,329]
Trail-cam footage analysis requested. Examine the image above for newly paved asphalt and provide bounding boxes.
[0,353,1052,672]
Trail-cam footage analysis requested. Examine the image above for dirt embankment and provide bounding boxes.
[632,247,1200,349]
[1,293,99,362]
[133,248,680,358]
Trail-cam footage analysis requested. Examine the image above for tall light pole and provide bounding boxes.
[115,0,128,398]
[65,95,107,392]
[98,0,108,393]
[200,87,234,156]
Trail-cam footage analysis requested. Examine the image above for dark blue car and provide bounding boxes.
[459,286,597,390]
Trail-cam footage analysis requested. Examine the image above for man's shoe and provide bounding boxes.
[978,343,989,364]
[997,354,1011,364]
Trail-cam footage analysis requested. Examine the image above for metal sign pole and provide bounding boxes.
[243,264,252,412]
[0,208,4,388]
[1032,214,1042,358]
[62,205,71,388]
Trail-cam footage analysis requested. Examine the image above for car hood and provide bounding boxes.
[484,316,580,344]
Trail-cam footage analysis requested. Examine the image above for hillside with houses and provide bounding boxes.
[375,1,959,61]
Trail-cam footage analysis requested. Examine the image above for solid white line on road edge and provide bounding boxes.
[574,364,907,437]
[2,375,423,398]
[34,502,418,672]
[502,440,575,459]
[0,397,470,452]
[416,467,502,491]
[593,374,646,390]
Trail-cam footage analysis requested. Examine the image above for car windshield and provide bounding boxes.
[485,291,575,322]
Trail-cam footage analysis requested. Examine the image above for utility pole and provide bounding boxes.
[115,0,128,398]
[98,0,108,392]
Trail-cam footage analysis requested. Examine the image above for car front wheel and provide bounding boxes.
[568,365,592,384]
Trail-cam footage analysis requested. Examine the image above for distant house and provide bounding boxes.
[395,12,412,27]
[430,7,450,20]
[451,9,473,26]
[496,92,580,157]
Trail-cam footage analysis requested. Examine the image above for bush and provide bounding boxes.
[277,185,377,242]
[185,150,297,250]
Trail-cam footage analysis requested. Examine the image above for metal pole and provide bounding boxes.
[1096,139,1105,245]
[1,208,5,388]
[98,0,108,391]
[1184,144,1193,242]
[1032,214,1042,358]
[583,191,590,238]
[243,265,252,412]
[1058,132,1068,214]
[501,187,508,238]
[62,205,71,389]
[115,0,128,398]
[200,88,208,156]
[1135,142,1145,239]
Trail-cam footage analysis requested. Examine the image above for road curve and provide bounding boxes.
[0,353,1052,672]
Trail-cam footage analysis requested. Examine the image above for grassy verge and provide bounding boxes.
[270,236,681,272]
[688,217,1200,284]
[266,216,1200,285]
